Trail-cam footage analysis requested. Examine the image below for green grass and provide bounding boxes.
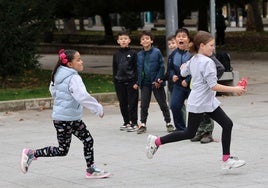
[0,69,114,101]
[3,30,268,102]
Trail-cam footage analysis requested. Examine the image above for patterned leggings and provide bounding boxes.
[34,120,94,168]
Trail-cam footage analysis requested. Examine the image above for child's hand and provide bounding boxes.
[235,78,247,95]
[152,82,161,89]
[99,112,104,118]
[180,63,186,70]
[157,78,163,84]
[181,80,188,87]
[133,84,139,90]
[234,86,246,96]
[172,75,179,83]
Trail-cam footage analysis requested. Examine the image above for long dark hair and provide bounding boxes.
[51,49,77,84]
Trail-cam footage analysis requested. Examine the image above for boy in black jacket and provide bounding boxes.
[113,31,139,132]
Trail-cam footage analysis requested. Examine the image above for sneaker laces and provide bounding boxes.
[26,150,36,165]
[229,156,238,160]
[86,164,110,178]
[87,164,106,174]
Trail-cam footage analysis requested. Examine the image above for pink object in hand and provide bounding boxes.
[237,78,248,89]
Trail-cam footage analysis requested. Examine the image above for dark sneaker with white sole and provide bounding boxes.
[137,124,146,134]
[127,124,138,132]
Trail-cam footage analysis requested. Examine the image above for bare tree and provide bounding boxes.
[197,0,209,31]
[246,0,264,32]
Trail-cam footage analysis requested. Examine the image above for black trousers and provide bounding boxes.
[216,29,225,45]
[140,86,171,124]
[115,82,138,125]
[160,106,233,155]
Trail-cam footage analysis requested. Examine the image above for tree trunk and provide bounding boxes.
[246,3,255,31]
[63,17,76,34]
[79,18,85,31]
[197,0,209,31]
[246,0,264,32]
[101,13,114,43]
[0,74,7,88]
[263,0,267,18]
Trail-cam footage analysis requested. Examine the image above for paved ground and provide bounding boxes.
[1,54,268,187]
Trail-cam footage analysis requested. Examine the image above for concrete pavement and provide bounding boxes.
[0,54,268,187]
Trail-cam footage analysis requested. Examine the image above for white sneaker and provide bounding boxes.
[86,164,110,179]
[20,148,36,174]
[221,156,246,170]
[146,135,158,159]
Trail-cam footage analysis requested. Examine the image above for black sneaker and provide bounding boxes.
[191,133,202,142]
[166,123,175,133]
[127,124,138,132]
[137,124,146,134]
[120,123,130,131]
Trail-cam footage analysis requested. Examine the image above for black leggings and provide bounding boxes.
[160,106,233,155]
[35,120,94,168]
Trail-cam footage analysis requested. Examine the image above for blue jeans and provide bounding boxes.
[170,84,190,130]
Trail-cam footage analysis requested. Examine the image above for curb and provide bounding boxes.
[0,92,118,112]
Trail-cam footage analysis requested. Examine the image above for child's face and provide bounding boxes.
[168,38,177,51]
[140,35,153,49]
[117,35,131,48]
[67,52,84,72]
[175,32,190,50]
[200,39,215,57]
